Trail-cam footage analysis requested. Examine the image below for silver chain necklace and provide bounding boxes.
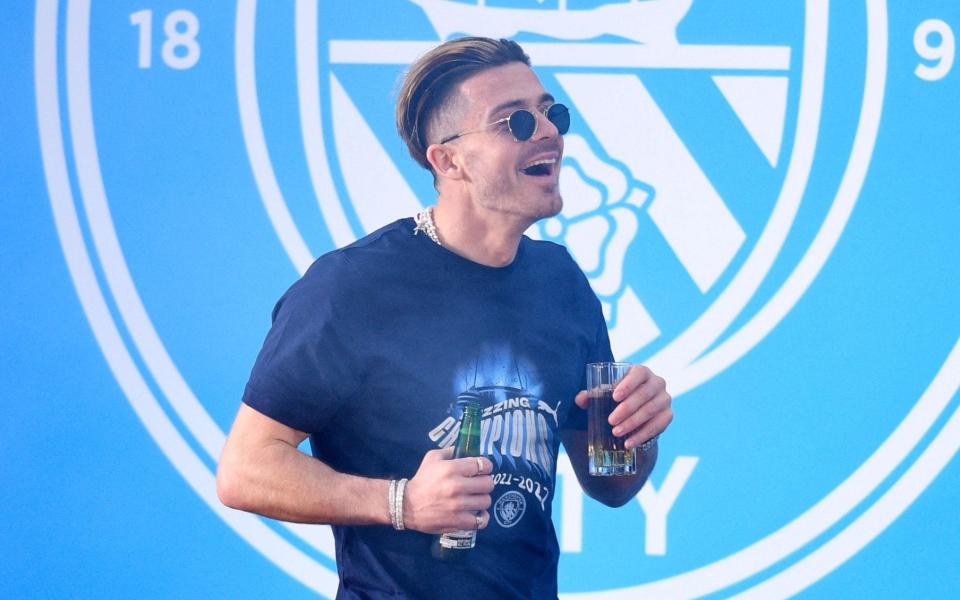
[413,206,442,246]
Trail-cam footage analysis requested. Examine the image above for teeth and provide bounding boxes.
[523,158,557,169]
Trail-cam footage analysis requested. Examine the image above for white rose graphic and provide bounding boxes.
[537,134,658,351]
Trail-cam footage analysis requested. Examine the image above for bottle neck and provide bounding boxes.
[454,403,482,458]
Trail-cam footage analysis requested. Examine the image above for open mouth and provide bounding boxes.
[520,157,557,177]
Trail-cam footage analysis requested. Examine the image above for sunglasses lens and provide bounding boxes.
[547,103,570,135]
[508,110,537,141]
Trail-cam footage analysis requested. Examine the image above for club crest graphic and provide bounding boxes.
[41,0,960,598]
[230,0,890,593]
[495,491,528,528]
[410,0,692,46]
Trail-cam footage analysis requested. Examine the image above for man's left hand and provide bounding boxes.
[574,365,673,449]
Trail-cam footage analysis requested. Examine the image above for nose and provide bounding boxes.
[531,107,560,141]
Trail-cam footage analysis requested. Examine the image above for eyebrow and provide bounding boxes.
[488,93,556,119]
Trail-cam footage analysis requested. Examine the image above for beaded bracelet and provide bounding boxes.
[388,478,409,531]
[394,478,408,531]
[388,480,399,530]
[638,435,659,452]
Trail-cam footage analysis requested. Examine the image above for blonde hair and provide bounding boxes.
[396,37,530,177]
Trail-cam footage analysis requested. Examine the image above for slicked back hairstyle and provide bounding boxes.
[396,37,530,177]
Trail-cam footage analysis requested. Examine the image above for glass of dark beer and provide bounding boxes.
[586,362,636,476]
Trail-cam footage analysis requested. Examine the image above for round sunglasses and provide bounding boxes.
[440,103,570,144]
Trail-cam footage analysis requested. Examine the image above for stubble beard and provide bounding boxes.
[472,173,564,224]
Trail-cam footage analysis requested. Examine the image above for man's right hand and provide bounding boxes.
[403,447,494,534]
[217,404,495,530]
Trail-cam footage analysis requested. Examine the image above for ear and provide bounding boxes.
[425,143,465,183]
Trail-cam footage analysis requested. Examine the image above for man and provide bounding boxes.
[217,37,673,599]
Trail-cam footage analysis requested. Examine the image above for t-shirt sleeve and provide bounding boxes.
[241,255,361,434]
[566,293,616,433]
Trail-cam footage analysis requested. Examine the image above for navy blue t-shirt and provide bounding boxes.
[242,218,612,599]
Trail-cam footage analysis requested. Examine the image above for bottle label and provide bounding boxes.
[438,530,476,549]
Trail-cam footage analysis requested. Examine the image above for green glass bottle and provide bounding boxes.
[434,394,482,560]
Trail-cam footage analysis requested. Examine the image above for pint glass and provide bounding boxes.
[586,362,636,476]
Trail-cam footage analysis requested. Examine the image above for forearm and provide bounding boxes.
[582,442,658,507]
[216,412,390,525]
[217,404,495,534]
[561,429,658,507]
[218,439,390,525]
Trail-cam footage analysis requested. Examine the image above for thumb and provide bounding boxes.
[423,447,455,464]
[574,390,590,410]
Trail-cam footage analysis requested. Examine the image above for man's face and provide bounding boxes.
[447,62,565,223]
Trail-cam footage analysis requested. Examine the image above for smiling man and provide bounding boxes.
[217,37,672,599]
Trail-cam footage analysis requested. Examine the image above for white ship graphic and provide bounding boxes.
[409,0,692,46]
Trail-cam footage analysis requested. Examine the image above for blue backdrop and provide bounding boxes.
[3,1,959,598]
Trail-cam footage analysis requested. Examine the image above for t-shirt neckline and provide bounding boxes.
[402,217,527,275]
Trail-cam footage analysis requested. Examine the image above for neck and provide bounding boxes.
[431,199,530,268]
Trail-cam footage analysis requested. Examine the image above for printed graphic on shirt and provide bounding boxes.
[494,491,527,528]
[426,346,560,518]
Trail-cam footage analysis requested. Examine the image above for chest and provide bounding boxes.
[314,283,595,478]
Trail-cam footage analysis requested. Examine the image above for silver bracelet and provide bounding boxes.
[394,478,408,531]
[388,480,399,530]
[639,435,659,452]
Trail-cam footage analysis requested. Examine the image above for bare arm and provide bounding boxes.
[216,403,388,524]
[216,403,495,533]
[560,427,658,507]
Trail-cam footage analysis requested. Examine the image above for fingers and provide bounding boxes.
[611,388,671,437]
[624,403,673,450]
[574,389,590,409]
[426,449,490,476]
[406,449,496,534]
[428,454,495,491]
[612,364,654,402]
[451,458,495,494]
[461,473,495,495]
[457,491,494,513]
[452,455,492,477]
[476,510,490,530]
[443,510,491,533]
[609,366,668,427]
[433,460,495,495]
